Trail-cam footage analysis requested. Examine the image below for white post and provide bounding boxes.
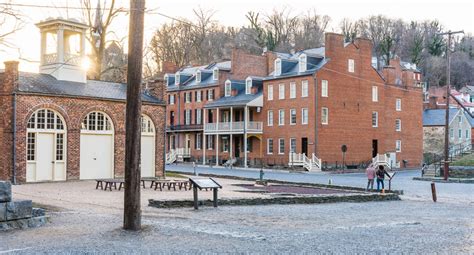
[202,109,206,165]
[57,28,64,63]
[216,134,219,166]
[230,107,233,131]
[230,107,233,160]
[80,31,86,58]
[40,31,46,65]
[244,106,248,168]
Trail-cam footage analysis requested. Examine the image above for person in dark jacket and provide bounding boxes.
[376,165,391,191]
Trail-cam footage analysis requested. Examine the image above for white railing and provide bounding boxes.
[289,152,321,171]
[166,149,177,164]
[44,53,58,64]
[204,121,263,133]
[176,148,191,158]
[43,53,81,65]
[372,154,391,169]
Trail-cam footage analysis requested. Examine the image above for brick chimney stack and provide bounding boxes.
[2,61,19,94]
[146,79,165,102]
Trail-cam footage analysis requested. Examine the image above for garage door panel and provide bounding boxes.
[141,136,155,177]
[36,133,54,181]
[80,134,113,179]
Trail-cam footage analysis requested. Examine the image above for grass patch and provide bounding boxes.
[164,171,188,179]
[451,154,474,166]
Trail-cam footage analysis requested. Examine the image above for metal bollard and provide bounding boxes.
[328,179,332,185]
[431,182,437,202]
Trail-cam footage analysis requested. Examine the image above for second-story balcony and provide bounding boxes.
[166,124,203,132]
[204,121,263,134]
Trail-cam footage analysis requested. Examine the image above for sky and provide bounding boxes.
[0,0,473,73]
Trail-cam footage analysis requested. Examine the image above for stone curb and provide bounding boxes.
[0,215,50,231]
[413,177,474,184]
[167,171,404,195]
[149,193,400,209]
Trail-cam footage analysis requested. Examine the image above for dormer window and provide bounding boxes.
[299,54,307,72]
[246,77,252,94]
[196,70,201,84]
[213,67,219,81]
[225,80,231,97]
[274,58,282,76]
[164,74,169,86]
[175,72,180,85]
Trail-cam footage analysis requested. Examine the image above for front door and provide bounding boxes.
[36,133,54,181]
[80,134,114,179]
[170,111,175,126]
[301,137,308,156]
[372,139,378,158]
[235,137,240,158]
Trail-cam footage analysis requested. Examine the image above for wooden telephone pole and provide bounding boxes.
[123,0,145,231]
[438,30,464,181]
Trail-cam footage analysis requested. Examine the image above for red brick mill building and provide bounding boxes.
[0,19,165,183]
[165,33,424,170]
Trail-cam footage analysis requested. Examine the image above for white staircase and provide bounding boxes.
[372,154,391,169]
[289,152,321,171]
[165,149,177,164]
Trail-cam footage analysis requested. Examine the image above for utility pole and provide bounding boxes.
[123,0,145,231]
[438,30,464,181]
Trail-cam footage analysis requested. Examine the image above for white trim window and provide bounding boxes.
[246,78,252,95]
[212,67,219,80]
[450,128,454,139]
[267,138,273,154]
[302,108,308,125]
[164,74,169,86]
[466,130,470,139]
[348,59,355,73]
[301,80,308,97]
[169,94,175,105]
[290,138,297,153]
[290,109,297,125]
[372,111,378,127]
[278,138,285,154]
[195,133,202,150]
[222,137,229,152]
[458,129,462,138]
[299,54,307,73]
[196,91,202,102]
[278,109,285,126]
[225,80,232,97]
[396,140,402,152]
[268,85,274,100]
[207,135,214,150]
[196,109,202,125]
[208,89,214,101]
[372,86,378,102]
[396,98,401,111]
[290,82,296,99]
[185,110,191,125]
[458,115,463,123]
[274,58,282,76]
[175,72,180,85]
[395,119,401,131]
[321,80,328,97]
[279,84,285,99]
[267,110,274,126]
[196,70,201,84]
[321,107,328,125]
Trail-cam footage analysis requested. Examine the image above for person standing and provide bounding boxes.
[366,163,376,191]
[376,165,391,191]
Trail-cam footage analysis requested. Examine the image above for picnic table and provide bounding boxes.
[153,180,190,191]
[96,178,149,191]
[95,178,191,192]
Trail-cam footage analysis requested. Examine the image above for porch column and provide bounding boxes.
[202,109,206,165]
[216,134,219,166]
[244,106,248,168]
[230,107,233,160]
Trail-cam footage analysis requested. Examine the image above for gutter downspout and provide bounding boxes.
[12,92,17,184]
[163,107,167,178]
[313,74,318,156]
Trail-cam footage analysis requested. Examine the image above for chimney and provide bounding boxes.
[324,33,344,59]
[382,66,396,85]
[146,79,165,101]
[2,61,19,93]
[162,61,178,74]
[264,51,277,76]
[425,96,438,110]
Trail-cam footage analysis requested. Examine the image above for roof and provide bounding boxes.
[166,60,231,91]
[423,108,460,126]
[400,61,421,72]
[14,72,164,104]
[204,79,262,108]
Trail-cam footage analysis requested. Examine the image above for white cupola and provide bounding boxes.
[36,18,88,83]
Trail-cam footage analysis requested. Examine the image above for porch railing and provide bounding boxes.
[204,121,263,133]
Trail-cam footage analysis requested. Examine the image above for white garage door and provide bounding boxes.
[141,115,155,177]
[26,109,67,182]
[80,112,114,180]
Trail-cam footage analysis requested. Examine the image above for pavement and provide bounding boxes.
[0,165,472,253]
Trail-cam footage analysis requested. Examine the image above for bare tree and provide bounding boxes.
[0,2,23,49]
[294,10,329,50]
[340,18,359,43]
[82,0,124,80]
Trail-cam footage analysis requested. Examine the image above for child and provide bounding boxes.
[366,163,376,191]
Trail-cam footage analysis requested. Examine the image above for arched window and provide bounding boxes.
[196,70,201,84]
[245,77,252,95]
[225,80,232,97]
[81,112,113,132]
[27,109,65,131]
[274,58,282,76]
[212,67,219,81]
[141,115,155,134]
[175,72,180,85]
[299,54,307,72]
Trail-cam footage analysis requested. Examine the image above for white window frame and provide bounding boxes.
[321,107,328,125]
[395,119,401,132]
[246,78,252,95]
[175,72,180,85]
[290,82,296,99]
[196,70,201,84]
[279,84,285,100]
[267,138,273,154]
[396,140,402,152]
[302,108,308,125]
[274,58,282,76]
[196,109,202,125]
[396,98,401,111]
[196,91,202,102]
[290,109,297,125]
[268,85,274,101]
[372,111,378,128]
[299,54,307,73]
[278,109,285,126]
[290,138,297,153]
[196,133,202,150]
[372,86,378,102]
[278,138,285,154]
[458,129,462,138]
[164,74,169,86]
[267,110,273,126]
[466,129,470,139]
[225,80,232,97]
[208,89,214,101]
[185,110,191,125]
[301,80,308,97]
[450,128,454,139]
[213,67,219,81]
[321,80,328,97]
[169,94,175,105]
[348,59,355,73]
[185,92,191,103]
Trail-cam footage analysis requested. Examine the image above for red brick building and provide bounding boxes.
[0,19,165,183]
[165,33,424,169]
